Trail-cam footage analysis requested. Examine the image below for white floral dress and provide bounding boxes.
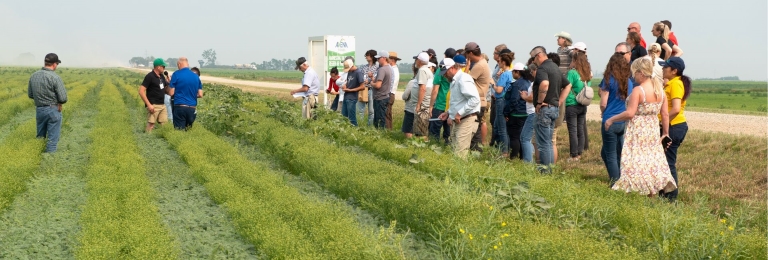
[613,87,677,195]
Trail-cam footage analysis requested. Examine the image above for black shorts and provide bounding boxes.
[402,111,415,133]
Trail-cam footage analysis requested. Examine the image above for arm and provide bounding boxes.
[672,45,684,57]
[606,89,640,126]
[290,85,310,95]
[416,84,426,110]
[558,83,572,106]
[28,79,33,99]
[599,89,609,114]
[429,82,439,108]
[660,97,670,136]
[402,84,411,101]
[138,86,155,113]
[54,77,68,104]
[197,89,203,98]
[537,80,549,104]
[668,98,682,120]
[662,43,673,60]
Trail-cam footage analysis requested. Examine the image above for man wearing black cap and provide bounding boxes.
[28,53,67,153]
[291,57,321,119]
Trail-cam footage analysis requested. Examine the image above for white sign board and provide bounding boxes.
[308,35,355,108]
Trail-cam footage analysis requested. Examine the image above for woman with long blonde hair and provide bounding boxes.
[652,22,684,60]
[647,43,665,85]
[605,58,676,196]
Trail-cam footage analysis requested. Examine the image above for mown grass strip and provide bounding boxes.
[0,82,100,258]
[160,125,404,259]
[257,91,767,258]
[0,80,95,213]
[75,82,179,259]
[197,95,639,259]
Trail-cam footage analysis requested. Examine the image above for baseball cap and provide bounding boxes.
[424,48,436,57]
[389,52,401,61]
[499,49,512,55]
[554,31,572,41]
[444,48,457,58]
[342,59,353,73]
[464,42,479,52]
[513,62,526,71]
[44,53,61,64]
[569,42,587,52]
[660,57,685,71]
[343,56,355,64]
[416,52,429,63]
[439,58,455,76]
[427,62,436,68]
[153,58,167,68]
[374,50,389,59]
[295,57,307,70]
[453,55,467,65]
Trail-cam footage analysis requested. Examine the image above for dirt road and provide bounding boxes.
[131,68,768,137]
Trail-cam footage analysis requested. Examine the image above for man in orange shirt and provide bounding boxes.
[627,22,647,48]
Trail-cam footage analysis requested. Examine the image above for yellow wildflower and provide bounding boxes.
[469,234,474,240]
[501,222,507,227]
[498,241,502,246]
[489,206,493,210]
[720,231,724,236]
[720,219,727,224]
[493,245,499,250]
[503,233,510,238]
[460,228,465,234]
[728,226,734,231]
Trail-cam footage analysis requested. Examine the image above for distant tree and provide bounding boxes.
[165,58,179,66]
[129,56,148,67]
[202,49,217,66]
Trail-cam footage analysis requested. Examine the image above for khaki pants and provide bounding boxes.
[302,96,318,119]
[451,115,479,158]
[148,104,168,124]
[385,93,395,129]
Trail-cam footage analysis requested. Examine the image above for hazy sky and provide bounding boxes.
[1,0,766,80]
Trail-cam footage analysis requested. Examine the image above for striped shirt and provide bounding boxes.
[557,47,573,76]
[28,67,67,107]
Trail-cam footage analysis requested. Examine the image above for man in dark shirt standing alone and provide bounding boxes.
[139,58,170,133]
[28,53,68,153]
[530,46,571,173]
[168,57,203,130]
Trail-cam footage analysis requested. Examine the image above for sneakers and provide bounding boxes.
[567,157,580,162]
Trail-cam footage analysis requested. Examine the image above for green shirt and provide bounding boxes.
[432,68,451,111]
[565,69,587,107]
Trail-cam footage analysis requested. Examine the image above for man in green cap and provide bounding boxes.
[139,58,170,132]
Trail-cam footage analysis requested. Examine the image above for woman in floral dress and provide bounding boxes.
[604,58,676,196]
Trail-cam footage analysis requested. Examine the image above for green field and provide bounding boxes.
[0,67,764,259]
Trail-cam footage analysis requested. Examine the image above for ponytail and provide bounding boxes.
[679,74,692,101]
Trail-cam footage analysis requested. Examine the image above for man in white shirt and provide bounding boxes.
[386,52,401,130]
[438,58,480,158]
[290,57,321,119]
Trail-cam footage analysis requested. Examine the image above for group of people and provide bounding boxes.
[138,57,204,132]
[291,20,690,200]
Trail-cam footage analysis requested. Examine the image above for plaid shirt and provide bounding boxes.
[28,67,67,107]
[359,63,379,88]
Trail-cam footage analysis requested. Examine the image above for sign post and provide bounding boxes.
[308,35,355,108]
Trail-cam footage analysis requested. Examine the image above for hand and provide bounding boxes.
[661,135,672,149]
[496,70,502,77]
[367,72,373,78]
[604,119,613,130]
[147,105,155,114]
[520,91,528,98]
[535,104,542,114]
[505,116,509,122]
[290,90,296,95]
[454,113,462,124]
[438,112,448,121]
[57,104,62,112]
[415,104,421,113]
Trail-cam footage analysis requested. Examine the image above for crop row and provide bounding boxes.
[203,83,765,259]
[196,84,637,259]
[75,82,179,259]
[160,125,404,259]
[0,80,98,212]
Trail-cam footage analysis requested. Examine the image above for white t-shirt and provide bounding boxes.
[390,66,400,94]
[525,82,535,114]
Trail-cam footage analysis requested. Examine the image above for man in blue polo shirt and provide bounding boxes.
[168,57,203,130]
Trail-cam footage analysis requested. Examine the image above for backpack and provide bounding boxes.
[574,81,593,106]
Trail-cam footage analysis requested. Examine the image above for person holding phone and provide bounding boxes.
[605,58,676,197]
[658,57,691,202]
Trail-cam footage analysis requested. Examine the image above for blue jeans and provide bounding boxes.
[601,121,626,186]
[356,90,374,126]
[341,99,358,126]
[428,108,450,144]
[373,98,389,129]
[36,106,62,153]
[172,106,197,130]
[492,98,509,154]
[535,106,559,171]
[164,95,173,120]
[661,122,688,201]
[520,114,536,163]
